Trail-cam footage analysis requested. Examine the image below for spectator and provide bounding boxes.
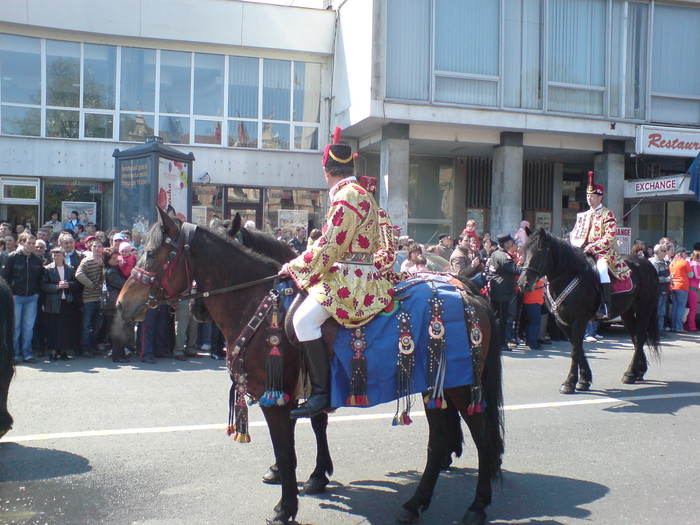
[632,244,646,258]
[42,247,80,361]
[289,227,307,255]
[0,222,11,238]
[522,278,545,349]
[669,247,693,332]
[684,249,700,332]
[64,210,83,233]
[58,233,83,269]
[85,222,97,236]
[435,234,454,260]
[0,233,44,363]
[514,220,531,247]
[4,234,17,254]
[103,247,131,363]
[111,232,126,252]
[75,238,105,357]
[0,240,7,269]
[450,235,484,282]
[44,210,62,231]
[307,228,322,248]
[400,243,423,272]
[649,244,671,334]
[461,219,481,249]
[174,298,199,361]
[487,233,521,352]
[132,229,145,257]
[138,304,170,364]
[34,239,48,264]
[120,230,132,242]
[118,242,137,278]
[406,254,429,274]
[15,224,25,236]
[36,228,53,259]
[95,230,108,246]
[584,321,602,343]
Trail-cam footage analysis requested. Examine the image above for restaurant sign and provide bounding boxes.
[636,125,700,157]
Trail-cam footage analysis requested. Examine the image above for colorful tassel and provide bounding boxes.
[347,327,369,406]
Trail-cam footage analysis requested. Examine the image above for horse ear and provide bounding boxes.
[229,213,242,238]
[156,206,179,237]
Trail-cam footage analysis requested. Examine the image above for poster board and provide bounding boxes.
[535,212,552,232]
[191,206,208,226]
[466,208,485,234]
[616,227,632,254]
[158,158,189,223]
[61,201,97,227]
[278,209,308,238]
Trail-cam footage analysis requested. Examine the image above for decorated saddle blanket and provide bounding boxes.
[330,275,474,409]
[611,274,633,294]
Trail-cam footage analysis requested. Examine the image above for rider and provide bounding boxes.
[570,171,631,319]
[278,128,398,419]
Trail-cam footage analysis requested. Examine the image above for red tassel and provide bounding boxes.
[588,170,594,187]
[333,126,342,144]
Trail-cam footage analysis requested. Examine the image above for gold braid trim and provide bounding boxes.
[328,149,353,164]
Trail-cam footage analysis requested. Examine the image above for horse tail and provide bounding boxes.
[642,266,661,359]
[480,297,505,477]
[0,276,15,435]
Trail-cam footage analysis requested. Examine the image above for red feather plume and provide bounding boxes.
[333,126,342,144]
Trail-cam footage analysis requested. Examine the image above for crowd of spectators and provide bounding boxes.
[0,215,224,366]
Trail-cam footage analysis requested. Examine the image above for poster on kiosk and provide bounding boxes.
[113,136,194,235]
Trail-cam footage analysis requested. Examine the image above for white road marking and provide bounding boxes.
[2,391,698,444]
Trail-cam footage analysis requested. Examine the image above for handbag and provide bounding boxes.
[100,281,112,311]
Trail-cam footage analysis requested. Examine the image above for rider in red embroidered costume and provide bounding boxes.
[278,128,398,418]
[570,171,631,319]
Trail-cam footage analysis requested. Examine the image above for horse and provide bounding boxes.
[0,276,15,439]
[117,208,504,525]
[518,228,661,394]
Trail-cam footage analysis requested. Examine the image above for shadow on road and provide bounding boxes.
[602,380,700,415]
[0,443,91,482]
[307,466,606,524]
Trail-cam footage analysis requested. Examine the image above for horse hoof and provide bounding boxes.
[621,374,636,384]
[396,506,419,524]
[576,381,591,391]
[560,384,575,394]
[462,509,487,525]
[268,507,296,525]
[262,465,281,485]
[302,476,328,495]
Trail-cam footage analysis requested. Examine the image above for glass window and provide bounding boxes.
[293,62,321,123]
[435,78,498,106]
[159,115,189,144]
[83,44,116,110]
[229,56,259,119]
[503,0,543,110]
[3,183,37,200]
[386,0,430,101]
[84,113,113,138]
[120,47,156,112]
[194,119,222,145]
[610,1,647,120]
[120,113,155,142]
[407,156,454,243]
[46,109,79,138]
[294,126,318,150]
[194,53,224,116]
[46,40,81,108]
[228,120,257,148]
[1,106,40,136]
[0,34,41,104]
[43,179,113,231]
[263,59,290,121]
[160,50,191,114]
[262,122,289,150]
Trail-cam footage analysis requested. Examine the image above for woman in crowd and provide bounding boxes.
[42,247,80,360]
[103,247,130,363]
[669,247,693,332]
[684,249,700,332]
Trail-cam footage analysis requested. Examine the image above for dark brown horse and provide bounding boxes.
[0,276,15,439]
[117,208,504,525]
[518,228,661,394]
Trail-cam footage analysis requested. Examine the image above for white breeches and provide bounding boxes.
[293,293,332,342]
[597,257,610,284]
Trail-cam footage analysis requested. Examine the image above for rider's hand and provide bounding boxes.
[278,263,290,277]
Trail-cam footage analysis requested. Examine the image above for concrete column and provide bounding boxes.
[453,158,468,238]
[552,162,564,237]
[490,132,523,237]
[379,123,410,235]
[593,140,625,222]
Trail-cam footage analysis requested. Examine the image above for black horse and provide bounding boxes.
[0,276,15,438]
[518,228,660,394]
[118,208,504,525]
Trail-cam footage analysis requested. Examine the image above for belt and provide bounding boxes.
[339,253,374,264]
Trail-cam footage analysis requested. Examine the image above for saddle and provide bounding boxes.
[585,255,635,295]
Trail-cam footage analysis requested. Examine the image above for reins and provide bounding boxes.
[147,274,280,307]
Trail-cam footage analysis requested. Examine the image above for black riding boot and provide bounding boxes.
[290,338,330,419]
[597,283,612,319]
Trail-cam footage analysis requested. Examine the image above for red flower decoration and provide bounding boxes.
[335,231,347,245]
[303,251,314,263]
[363,294,375,307]
[337,287,351,299]
[335,308,349,320]
[318,237,328,247]
[332,208,345,226]
[358,200,370,212]
[355,269,363,277]
[309,274,320,285]
[357,234,370,249]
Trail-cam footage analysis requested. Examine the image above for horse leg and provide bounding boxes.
[572,320,593,391]
[559,325,578,394]
[620,309,648,383]
[261,406,299,525]
[396,404,452,524]
[302,411,333,494]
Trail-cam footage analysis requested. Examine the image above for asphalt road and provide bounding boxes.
[1,327,699,525]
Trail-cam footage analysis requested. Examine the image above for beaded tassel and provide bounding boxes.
[393,307,415,426]
[346,327,369,406]
[260,302,289,407]
[425,286,447,410]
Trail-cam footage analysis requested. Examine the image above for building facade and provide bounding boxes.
[2,0,700,248]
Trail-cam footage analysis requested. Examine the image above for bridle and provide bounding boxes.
[520,243,550,290]
[129,221,280,310]
[130,222,198,309]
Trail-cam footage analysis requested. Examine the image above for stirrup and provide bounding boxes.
[596,304,610,320]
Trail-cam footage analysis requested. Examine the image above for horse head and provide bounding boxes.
[517,227,552,293]
[117,207,194,322]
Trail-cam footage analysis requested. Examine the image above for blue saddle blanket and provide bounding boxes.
[330,277,474,408]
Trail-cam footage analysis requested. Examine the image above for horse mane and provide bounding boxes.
[240,228,297,263]
[527,229,595,279]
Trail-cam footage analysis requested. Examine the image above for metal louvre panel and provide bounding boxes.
[465,157,492,208]
[523,160,553,210]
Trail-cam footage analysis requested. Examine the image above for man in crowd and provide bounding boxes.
[278,130,398,419]
[649,244,671,334]
[569,171,630,319]
[4,234,17,254]
[488,233,521,353]
[450,235,484,281]
[75,238,105,357]
[435,234,454,260]
[0,233,44,363]
[36,228,53,262]
[288,227,307,255]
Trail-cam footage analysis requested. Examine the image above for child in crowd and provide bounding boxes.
[118,242,137,278]
[407,254,429,274]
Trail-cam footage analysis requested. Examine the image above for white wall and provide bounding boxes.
[1,0,335,54]
[2,137,326,189]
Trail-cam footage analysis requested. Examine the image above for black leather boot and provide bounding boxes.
[597,283,612,319]
[290,338,330,419]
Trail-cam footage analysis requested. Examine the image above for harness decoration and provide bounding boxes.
[394,306,416,426]
[346,327,369,406]
[424,285,447,409]
[259,292,289,407]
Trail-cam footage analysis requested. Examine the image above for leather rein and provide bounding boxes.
[130,221,278,309]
